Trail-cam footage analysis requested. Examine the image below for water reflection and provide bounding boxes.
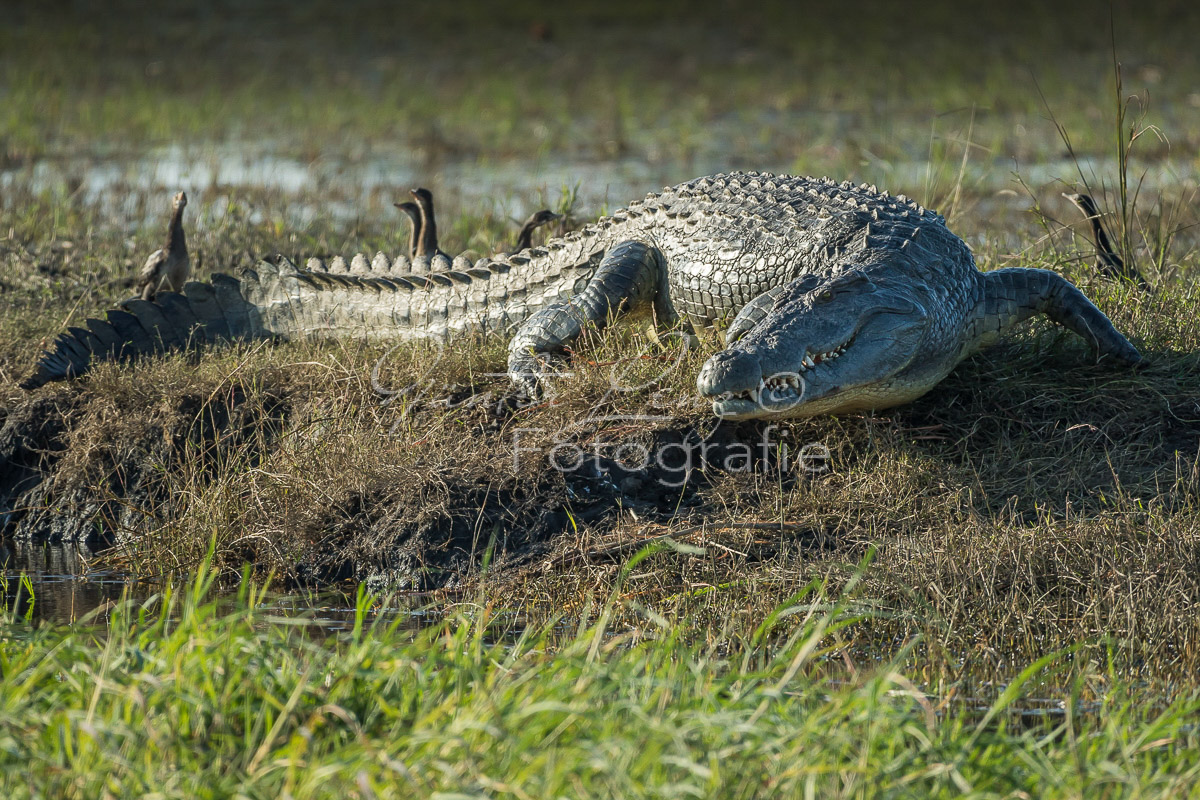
[0,540,452,634]
[0,540,135,624]
[0,143,673,229]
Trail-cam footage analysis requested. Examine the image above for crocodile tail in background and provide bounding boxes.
[19,268,267,390]
[19,251,589,389]
[19,256,392,389]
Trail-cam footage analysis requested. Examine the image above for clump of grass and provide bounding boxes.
[3,560,1200,798]
[1034,28,1197,288]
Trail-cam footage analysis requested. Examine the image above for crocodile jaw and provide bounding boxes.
[696,303,929,419]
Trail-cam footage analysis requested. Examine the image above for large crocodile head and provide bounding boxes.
[696,269,933,419]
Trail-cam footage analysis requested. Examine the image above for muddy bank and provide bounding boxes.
[2,328,1198,594]
[0,367,825,590]
[0,380,288,548]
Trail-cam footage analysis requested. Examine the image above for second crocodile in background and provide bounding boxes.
[22,172,1142,418]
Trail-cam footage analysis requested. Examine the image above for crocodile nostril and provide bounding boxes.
[696,350,763,396]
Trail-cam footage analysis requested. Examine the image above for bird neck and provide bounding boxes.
[515,222,536,251]
[165,204,187,254]
[1089,217,1119,266]
[418,209,438,257]
[408,222,420,258]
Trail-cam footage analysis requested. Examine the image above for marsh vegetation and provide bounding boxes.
[3,1,1200,795]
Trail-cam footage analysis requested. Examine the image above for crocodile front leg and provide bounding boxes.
[507,239,664,396]
[967,268,1142,365]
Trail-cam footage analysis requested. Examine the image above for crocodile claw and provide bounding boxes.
[507,349,571,402]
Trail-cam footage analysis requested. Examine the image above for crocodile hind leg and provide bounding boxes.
[507,239,664,396]
[969,268,1142,365]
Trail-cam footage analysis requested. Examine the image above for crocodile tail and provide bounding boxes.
[19,268,266,390]
[20,253,587,389]
[19,257,326,389]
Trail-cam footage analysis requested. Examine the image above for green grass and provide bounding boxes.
[3,561,1200,798]
[4,1,1200,174]
[4,4,1200,790]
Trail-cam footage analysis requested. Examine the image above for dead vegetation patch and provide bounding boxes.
[0,358,289,549]
[1,258,1199,682]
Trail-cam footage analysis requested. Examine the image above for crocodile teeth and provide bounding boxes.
[762,374,801,395]
[814,348,838,364]
[801,342,850,370]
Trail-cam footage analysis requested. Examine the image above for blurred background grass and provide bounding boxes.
[4,0,1198,171]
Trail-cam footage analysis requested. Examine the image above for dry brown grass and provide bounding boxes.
[3,163,1200,689]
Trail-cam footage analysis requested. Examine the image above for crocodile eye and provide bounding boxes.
[816,289,834,303]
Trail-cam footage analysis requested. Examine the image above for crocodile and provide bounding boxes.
[20,171,1142,417]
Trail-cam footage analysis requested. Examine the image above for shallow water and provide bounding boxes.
[0,540,134,624]
[4,140,1194,237]
[0,541,446,631]
[0,142,672,228]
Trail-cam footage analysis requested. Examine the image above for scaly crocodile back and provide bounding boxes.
[21,171,979,390]
[20,235,610,389]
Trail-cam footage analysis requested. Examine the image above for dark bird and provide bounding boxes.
[393,200,422,259]
[509,209,562,253]
[410,187,449,259]
[137,191,190,301]
[1063,192,1148,289]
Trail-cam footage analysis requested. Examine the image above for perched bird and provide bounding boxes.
[1063,192,1148,289]
[137,191,190,301]
[393,200,422,259]
[509,209,562,253]
[410,187,449,259]
[407,189,561,261]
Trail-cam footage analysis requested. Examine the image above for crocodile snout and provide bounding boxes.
[696,350,762,396]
